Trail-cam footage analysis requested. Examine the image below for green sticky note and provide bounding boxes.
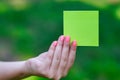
[64,11,99,46]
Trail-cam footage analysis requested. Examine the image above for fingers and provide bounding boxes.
[47,41,58,68]
[37,41,57,60]
[47,41,58,61]
[49,35,65,78]
[55,36,70,80]
[63,40,77,77]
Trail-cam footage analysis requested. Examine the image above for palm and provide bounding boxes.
[26,52,51,77]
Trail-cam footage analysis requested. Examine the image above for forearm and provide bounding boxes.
[0,61,30,80]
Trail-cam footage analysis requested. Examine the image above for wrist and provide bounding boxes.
[20,61,32,78]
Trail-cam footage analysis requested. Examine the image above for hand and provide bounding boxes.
[25,35,77,80]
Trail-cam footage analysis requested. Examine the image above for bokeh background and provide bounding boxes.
[0,0,120,80]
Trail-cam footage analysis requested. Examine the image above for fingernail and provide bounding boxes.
[60,35,64,41]
[72,40,77,47]
[72,40,77,50]
[65,36,70,42]
[53,41,57,46]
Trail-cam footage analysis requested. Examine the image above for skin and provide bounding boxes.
[0,35,77,80]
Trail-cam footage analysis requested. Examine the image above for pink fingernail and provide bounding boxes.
[53,41,57,46]
[72,40,77,50]
[65,36,70,42]
[72,40,77,47]
[60,36,64,41]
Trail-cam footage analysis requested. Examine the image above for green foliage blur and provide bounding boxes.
[0,0,120,80]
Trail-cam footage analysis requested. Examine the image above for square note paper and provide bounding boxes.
[64,11,99,46]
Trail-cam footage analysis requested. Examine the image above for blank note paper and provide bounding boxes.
[64,11,99,46]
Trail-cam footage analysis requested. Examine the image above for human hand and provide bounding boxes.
[25,35,77,80]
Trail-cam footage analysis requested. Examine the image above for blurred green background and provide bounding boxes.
[0,0,120,80]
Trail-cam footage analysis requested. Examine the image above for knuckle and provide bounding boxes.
[63,57,67,62]
[58,42,63,46]
[65,42,69,46]
[56,56,60,62]
[61,65,65,70]
[57,47,61,52]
